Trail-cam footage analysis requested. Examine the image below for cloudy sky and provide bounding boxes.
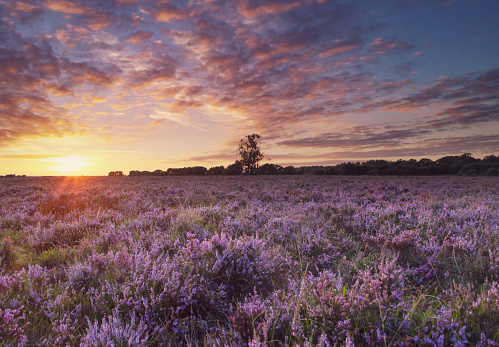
[1,0,498,175]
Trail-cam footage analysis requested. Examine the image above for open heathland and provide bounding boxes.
[1,176,498,346]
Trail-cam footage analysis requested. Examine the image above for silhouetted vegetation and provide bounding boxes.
[257,163,303,175]
[207,166,224,175]
[237,134,264,174]
[124,154,498,177]
[222,161,243,175]
[312,153,499,176]
[108,171,124,176]
[129,166,208,176]
[110,134,499,178]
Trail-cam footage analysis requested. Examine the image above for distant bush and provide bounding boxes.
[223,161,244,175]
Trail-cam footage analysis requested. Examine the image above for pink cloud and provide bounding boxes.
[153,5,188,22]
[319,41,361,58]
[126,31,153,44]
[10,1,37,12]
[85,11,114,30]
[45,0,87,14]
[370,37,414,55]
[45,0,114,30]
[237,0,301,18]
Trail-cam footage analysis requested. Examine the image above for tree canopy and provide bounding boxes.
[237,134,264,174]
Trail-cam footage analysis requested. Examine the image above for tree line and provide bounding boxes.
[127,163,302,177]
[114,134,499,177]
[312,153,499,176]
[123,153,499,177]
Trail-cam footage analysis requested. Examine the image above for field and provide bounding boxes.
[1,176,498,346]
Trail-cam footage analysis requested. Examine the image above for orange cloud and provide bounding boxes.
[45,0,114,30]
[237,1,301,18]
[55,29,68,42]
[273,41,307,54]
[127,63,176,89]
[11,1,37,12]
[153,5,188,22]
[319,43,359,58]
[62,61,115,88]
[45,0,87,14]
[85,11,114,30]
[126,31,153,44]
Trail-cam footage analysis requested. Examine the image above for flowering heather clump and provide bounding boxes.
[81,309,149,346]
[0,307,27,342]
[0,175,498,345]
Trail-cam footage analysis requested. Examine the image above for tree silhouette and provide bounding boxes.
[238,134,264,174]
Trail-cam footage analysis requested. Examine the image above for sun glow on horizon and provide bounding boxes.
[41,155,92,175]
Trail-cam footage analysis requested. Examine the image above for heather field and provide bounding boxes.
[1,176,499,346]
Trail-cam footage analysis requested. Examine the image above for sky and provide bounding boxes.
[0,0,498,176]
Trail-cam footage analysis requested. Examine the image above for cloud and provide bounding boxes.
[376,79,414,93]
[126,60,177,88]
[276,127,431,150]
[319,38,363,58]
[369,37,414,55]
[430,101,499,128]
[407,51,422,57]
[62,60,115,87]
[0,20,119,146]
[272,132,499,163]
[9,1,37,12]
[152,4,189,22]
[45,0,115,30]
[0,108,74,147]
[114,0,138,4]
[1,0,497,162]
[185,153,238,163]
[108,0,369,137]
[45,0,88,14]
[150,110,207,131]
[268,68,499,157]
[126,31,153,44]
[1,0,44,22]
[84,11,115,30]
[236,0,301,18]
[373,69,499,129]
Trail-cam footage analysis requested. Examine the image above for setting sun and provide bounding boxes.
[41,155,92,175]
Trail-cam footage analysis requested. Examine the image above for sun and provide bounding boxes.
[42,155,92,175]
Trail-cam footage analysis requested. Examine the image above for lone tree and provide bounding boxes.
[238,134,264,174]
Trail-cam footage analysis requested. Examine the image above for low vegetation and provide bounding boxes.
[0,176,498,345]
